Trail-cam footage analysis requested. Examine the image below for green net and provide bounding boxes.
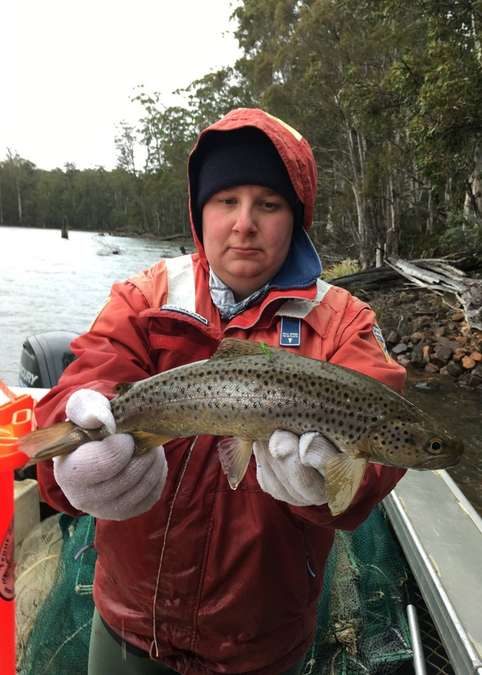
[17,514,96,675]
[17,506,413,674]
[304,505,413,674]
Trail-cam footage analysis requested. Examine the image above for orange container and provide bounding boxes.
[0,391,34,675]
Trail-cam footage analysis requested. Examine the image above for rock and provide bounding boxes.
[414,381,440,391]
[439,366,450,376]
[413,315,432,330]
[469,363,482,386]
[462,355,476,370]
[431,343,454,367]
[434,326,446,338]
[436,337,459,350]
[392,342,409,355]
[452,348,467,362]
[410,343,426,368]
[446,361,463,377]
[458,372,472,388]
[410,331,425,343]
[469,351,482,362]
[422,345,431,362]
[386,330,400,346]
[450,310,465,322]
[424,363,439,374]
[396,355,411,368]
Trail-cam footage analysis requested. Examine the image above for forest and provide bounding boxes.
[2,0,482,268]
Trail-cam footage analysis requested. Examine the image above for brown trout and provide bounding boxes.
[19,338,463,515]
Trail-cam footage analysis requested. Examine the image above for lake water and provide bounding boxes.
[0,226,191,384]
[0,226,480,513]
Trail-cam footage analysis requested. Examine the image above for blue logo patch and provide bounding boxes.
[280,317,301,347]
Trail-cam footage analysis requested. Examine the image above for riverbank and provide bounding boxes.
[368,287,482,389]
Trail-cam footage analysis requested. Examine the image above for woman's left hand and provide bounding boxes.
[253,431,339,506]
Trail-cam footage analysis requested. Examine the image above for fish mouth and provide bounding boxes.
[415,455,462,470]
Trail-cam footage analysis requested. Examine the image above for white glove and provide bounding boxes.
[253,430,339,506]
[53,389,168,520]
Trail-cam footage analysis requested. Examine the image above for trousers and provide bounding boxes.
[88,609,306,675]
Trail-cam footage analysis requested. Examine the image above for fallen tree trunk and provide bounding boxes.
[385,258,482,331]
[330,256,482,331]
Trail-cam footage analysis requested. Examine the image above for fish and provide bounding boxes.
[18,338,464,516]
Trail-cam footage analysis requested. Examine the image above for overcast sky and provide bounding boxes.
[1,0,241,170]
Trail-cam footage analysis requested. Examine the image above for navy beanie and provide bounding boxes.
[191,127,302,240]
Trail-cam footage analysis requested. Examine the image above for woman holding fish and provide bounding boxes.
[34,108,410,674]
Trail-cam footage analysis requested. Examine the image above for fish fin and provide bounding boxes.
[18,422,93,461]
[217,437,253,489]
[130,431,173,455]
[115,382,134,396]
[324,455,368,516]
[211,338,269,360]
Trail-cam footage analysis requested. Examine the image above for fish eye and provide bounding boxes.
[427,438,443,455]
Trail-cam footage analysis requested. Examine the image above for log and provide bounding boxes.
[329,256,482,332]
[385,257,482,331]
[329,267,401,291]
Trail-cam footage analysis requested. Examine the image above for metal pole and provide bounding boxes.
[407,603,428,675]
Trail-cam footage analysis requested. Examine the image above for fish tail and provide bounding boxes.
[18,421,104,462]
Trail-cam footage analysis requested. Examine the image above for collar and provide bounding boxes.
[209,269,269,320]
[271,226,322,290]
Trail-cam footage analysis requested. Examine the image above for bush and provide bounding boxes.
[441,211,482,253]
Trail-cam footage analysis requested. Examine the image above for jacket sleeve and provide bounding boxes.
[289,300,407,530]
[35,280,155,516]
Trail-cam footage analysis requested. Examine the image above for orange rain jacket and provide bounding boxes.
[36,109,406,675]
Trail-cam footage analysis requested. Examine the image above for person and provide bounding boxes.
[35,108,406,675]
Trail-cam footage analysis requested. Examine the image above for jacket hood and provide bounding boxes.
[188,108,321,289]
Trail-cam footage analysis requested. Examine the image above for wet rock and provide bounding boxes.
[392,342,409,355]
[414,380,440,391]
[457,372,471,386]
[386,330,400,346]
[446,361,463,377]
[431,343,454,367]
[462,355,476,370]
[469,363,482,386]
[425,363,440,374]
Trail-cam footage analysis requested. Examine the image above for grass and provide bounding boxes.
[322,258,360,280]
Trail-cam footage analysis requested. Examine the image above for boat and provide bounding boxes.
[2,331,482,674]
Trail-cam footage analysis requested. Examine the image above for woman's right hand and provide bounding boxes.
[53,389,168,520]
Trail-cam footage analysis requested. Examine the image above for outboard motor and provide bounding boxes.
[16,331,78,489]
[19,330,79,388]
